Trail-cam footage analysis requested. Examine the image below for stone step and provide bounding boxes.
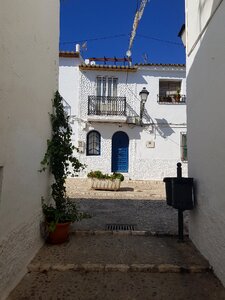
[28,262,210,274]
[29,235,209,271]
[9,234,225,300]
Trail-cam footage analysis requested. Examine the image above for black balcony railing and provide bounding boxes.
[157,94,186,104]
[88,96,126,116]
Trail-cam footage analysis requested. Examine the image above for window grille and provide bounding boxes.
[86,130,101,156]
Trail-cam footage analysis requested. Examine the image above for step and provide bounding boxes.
[8,235,225,300]
[29,235,209,271]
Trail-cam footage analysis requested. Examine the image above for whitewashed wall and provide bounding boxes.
[0,1,59,298]
[59,60,187,179]
[59,57,82,115]
[186,0,225,287]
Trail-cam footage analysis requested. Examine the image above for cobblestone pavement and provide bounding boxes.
[66,178,166,200]
[72,199,189,235]
[7,179,225,299]
[67,178,188,235]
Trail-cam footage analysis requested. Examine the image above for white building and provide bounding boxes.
[0,2,59,298]
[59,51,187,180]
[185,0,225,287]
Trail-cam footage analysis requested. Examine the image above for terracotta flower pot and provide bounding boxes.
[48,222,71,244]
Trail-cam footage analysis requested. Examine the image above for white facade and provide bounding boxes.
[59,54,187,180]
[186,0,225,286]
[0,1,59,298]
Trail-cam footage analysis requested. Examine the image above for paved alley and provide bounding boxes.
[7,179,225,299]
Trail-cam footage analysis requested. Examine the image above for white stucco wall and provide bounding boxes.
[186,0,225,286]
[59,60,187,179]
[0,1,59,298]
[59,57,82,115]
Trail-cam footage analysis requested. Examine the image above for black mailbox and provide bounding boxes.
[163,163,194,241]
[163,177,194,210]
[163,177,174,206]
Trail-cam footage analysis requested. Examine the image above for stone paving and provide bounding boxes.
[7,179,225,300]
[68,178,189,235]
[66,178,166,200]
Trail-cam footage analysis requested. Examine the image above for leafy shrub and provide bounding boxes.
[87,170,124,182]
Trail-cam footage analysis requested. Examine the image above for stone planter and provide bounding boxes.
[91,178,121,191]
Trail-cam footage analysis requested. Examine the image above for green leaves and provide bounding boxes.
[40,91,89,229]
[87,170,124,182]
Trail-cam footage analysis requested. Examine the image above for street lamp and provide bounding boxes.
[139,87,149,124]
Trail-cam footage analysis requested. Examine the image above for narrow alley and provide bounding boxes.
[7,179,225,300]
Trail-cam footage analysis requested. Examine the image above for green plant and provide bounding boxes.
[112,172,125,182]
[42,198,89,232]
[176,89,181,100]
[40,91,89,231]
[87,170,124,182]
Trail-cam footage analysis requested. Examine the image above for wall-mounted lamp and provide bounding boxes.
[139,87,149,124]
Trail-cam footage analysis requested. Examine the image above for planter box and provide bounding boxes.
[91,178,121,191]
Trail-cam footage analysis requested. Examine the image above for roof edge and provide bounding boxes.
[59,51,80,58]
[135,63,185,67]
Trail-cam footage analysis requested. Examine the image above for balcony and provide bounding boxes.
[88,95,126,116]
[157,94,186,104]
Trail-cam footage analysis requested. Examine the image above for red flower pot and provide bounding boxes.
[48,222,70,244]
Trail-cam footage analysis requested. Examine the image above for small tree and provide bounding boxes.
[40,91,88,231]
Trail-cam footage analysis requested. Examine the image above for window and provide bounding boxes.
[96,76,118,97]
[181,133,187,161]
[158,80,182,103]
[86,130,101,156]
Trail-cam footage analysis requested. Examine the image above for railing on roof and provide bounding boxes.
[88,96,126,116]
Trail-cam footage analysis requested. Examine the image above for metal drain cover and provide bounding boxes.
[106,224,136,231]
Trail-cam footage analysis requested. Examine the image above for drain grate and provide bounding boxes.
[106,224,136,231]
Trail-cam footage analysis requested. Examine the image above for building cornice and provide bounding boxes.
[135,63,185,67]
[79,64,137,72]
[59,51,80,58]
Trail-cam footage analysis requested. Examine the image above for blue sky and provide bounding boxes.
[60,0,185,64]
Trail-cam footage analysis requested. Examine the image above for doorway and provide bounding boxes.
[111,131,129,173]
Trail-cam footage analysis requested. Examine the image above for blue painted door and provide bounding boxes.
[111,131,129,172]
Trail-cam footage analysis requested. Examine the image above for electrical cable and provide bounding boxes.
[137,34,183,46]
[60,34,128,45]
[60,34,183,47]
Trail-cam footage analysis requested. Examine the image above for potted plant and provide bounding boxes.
[40,91,90,244]
[175,89,181,102]
[87,170,124,191]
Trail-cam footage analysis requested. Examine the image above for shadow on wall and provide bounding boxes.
[89,123,143,140]
[143,108,152,123]
[126,103,139,117]
[103,127,142,140]
[198,0,220,38]
[155,118,175,138]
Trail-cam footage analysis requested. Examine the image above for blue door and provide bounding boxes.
[111,131,129,172]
